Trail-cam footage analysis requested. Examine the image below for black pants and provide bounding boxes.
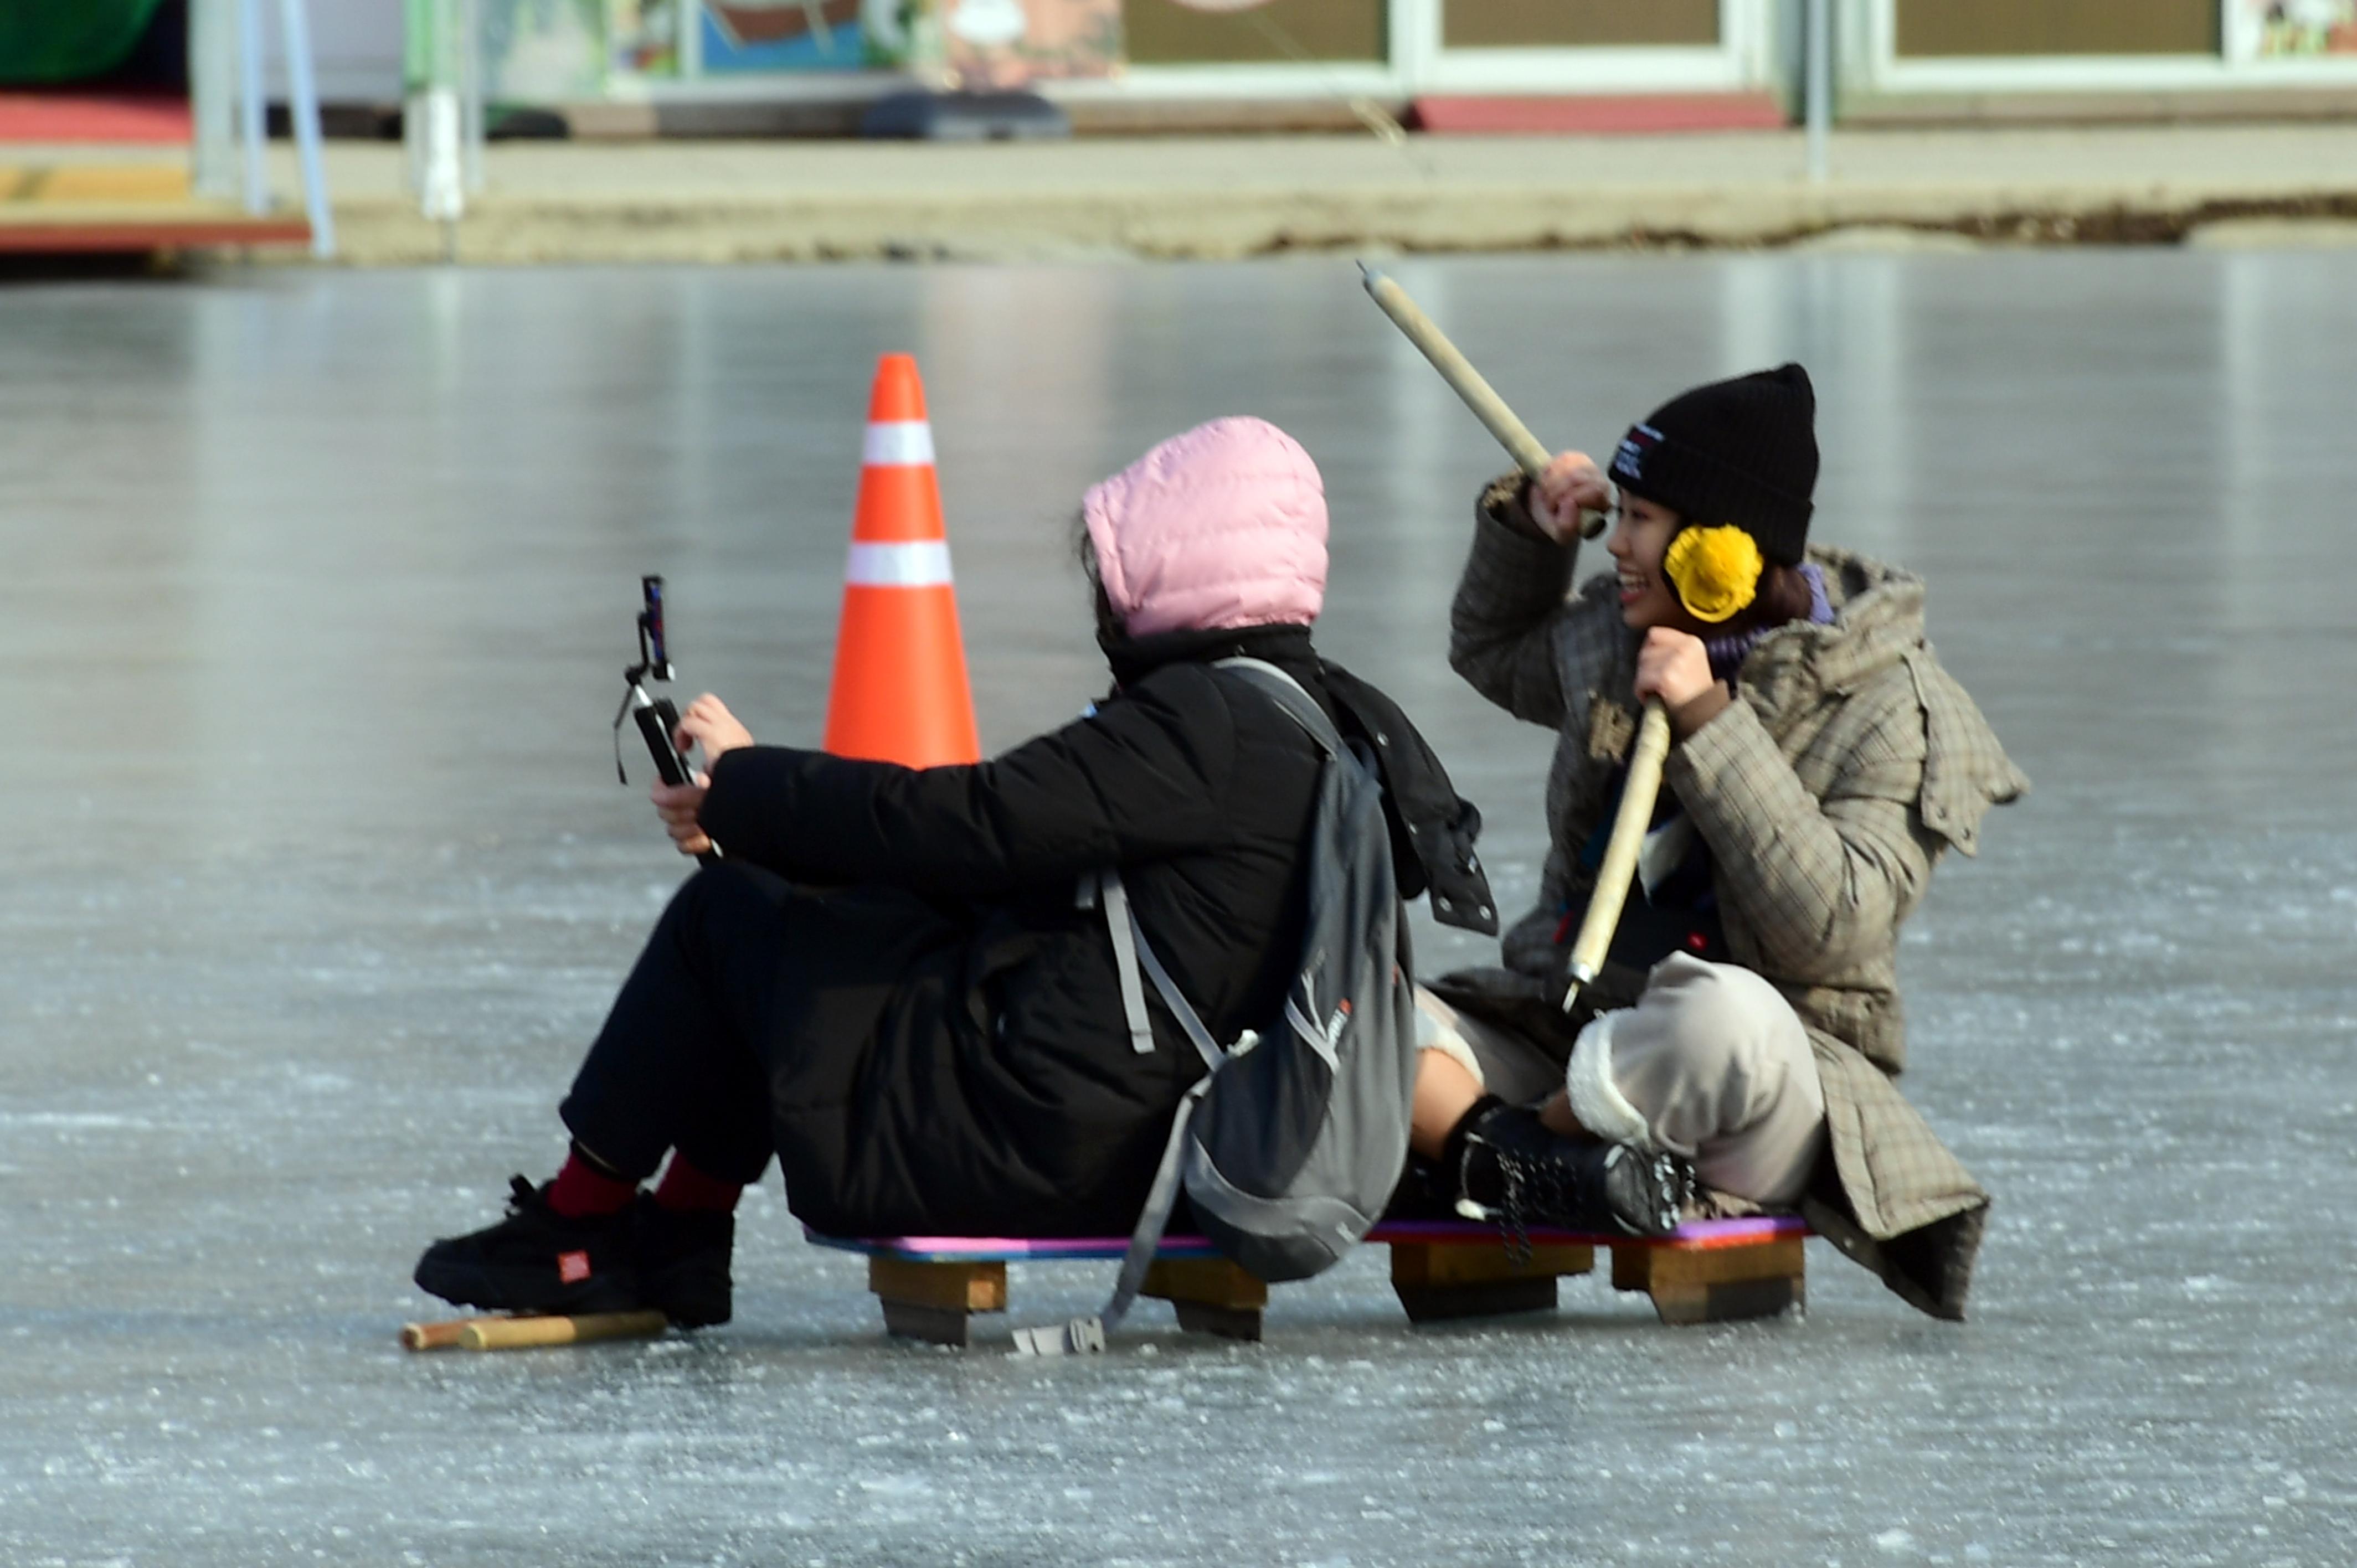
[558,862,963,1197]
[558,863,796,1185]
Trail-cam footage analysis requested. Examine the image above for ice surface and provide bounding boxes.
[2,253,2353,1565]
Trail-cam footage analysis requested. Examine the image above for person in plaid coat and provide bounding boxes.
[1411,365,2027,1319]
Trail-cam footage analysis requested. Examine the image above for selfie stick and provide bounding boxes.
[615,575,720,866]
[1355,260,1661,1013]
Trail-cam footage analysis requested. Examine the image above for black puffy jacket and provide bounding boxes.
[697,623,1487,1238]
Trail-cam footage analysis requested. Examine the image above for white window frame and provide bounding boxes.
[1411,0,1775,96]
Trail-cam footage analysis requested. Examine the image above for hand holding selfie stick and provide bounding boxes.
[1357,261,1608,540]
[613,575,720,866]
[1355,260,1664,1012]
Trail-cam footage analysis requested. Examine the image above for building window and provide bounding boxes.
[1442,0,1719,50]
[1121,0,1384,64]
[1895,0,2220,58]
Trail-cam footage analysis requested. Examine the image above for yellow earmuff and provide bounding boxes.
[1663,524,1764,624]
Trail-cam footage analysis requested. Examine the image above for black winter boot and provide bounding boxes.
[1454,1102,1689,1241]
[413,1176,645,1317]
[634,1197,734,1329]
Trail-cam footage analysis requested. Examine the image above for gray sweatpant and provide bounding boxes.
[1416,953,1826,1208]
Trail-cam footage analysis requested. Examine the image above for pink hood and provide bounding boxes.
[1082,417,1328,638]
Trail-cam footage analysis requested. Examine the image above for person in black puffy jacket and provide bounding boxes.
[412,416,1679,1332]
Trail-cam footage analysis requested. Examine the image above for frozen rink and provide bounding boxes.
[3,251,2353,1566]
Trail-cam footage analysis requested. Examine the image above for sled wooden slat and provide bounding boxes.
[868,1255,1007,1312]
[1611,1232,1807,1324]
[1143,1256,1268,1342]
[1388,1239,1595,1324]
[866,1257,1007,1347]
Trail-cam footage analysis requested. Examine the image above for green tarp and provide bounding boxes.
[0,1,168,86]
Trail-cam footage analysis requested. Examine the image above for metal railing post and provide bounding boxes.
[277,0,337,257]
[237,0,269,214]
[1804,0,1831,184]
[191,0,238,198]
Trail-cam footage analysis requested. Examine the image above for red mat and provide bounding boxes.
[0,218,311,253]
[0,91,192,145]
[1413,92,1788,136]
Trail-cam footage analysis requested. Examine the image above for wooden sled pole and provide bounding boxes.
[1352,257,1666,1010]
[400,1309,668,1352]
[400,1318,467,1351]
[1357,261,1607,539]
[1561,700,1671,1014]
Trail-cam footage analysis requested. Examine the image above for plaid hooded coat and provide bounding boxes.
[1439,477,2029,1319]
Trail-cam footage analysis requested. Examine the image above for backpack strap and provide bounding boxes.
[1078,870,1156,1056]
[1078,868,1226,1069]
[1021,871,1231,1355]
[1212,656,1345,761]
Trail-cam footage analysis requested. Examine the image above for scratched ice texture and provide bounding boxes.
[2,252,2352,1566]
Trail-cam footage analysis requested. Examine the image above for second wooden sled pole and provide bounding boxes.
[1562,700,1671,1014]
[401,1309,668,1352]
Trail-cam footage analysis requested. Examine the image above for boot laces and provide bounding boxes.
[1481,1140,1578,1266]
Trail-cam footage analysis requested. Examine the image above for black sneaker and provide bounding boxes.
[413,1175,646,1317]
[1383,1152,1462,1223]
[1454,1103,1689,1242]
[634,1196,734,1329]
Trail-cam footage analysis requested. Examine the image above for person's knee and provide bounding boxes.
[660,861,770,937]
[1640,956,1800,1087]
[1566,956,1819,1158]
[1412,987,1487,1091]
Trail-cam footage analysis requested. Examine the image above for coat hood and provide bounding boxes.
[1083,417,1329,638]
[1733,547,2029,857]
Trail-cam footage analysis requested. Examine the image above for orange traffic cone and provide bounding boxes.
[821,353,982,768]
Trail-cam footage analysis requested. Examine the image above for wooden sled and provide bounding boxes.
[809,1214,1809,1347]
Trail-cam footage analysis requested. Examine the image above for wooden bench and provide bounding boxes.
[806,1214,1809,1346]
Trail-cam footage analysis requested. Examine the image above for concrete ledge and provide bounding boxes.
[235,128,2357,265]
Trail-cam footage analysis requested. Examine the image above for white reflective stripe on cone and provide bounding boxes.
[862,421,936,467]
[845,540,954,587]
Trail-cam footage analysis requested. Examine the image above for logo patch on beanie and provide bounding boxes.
[1612,424,1661,484]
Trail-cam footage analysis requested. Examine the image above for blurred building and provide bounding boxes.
[301,0,2357,130]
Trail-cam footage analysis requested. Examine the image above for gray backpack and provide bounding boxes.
[1013,658,1418,1355]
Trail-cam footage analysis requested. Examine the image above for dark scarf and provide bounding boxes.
[1097,620,1496,936]
[1100,621,1329,711]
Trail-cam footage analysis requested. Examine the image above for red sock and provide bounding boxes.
[653,1154,743,1214]
[547,1149,637,1218]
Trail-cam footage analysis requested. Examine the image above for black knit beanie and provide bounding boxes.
[1605,363,1819,566]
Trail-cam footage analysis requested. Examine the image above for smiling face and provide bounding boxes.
[1605,488,1695,631]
